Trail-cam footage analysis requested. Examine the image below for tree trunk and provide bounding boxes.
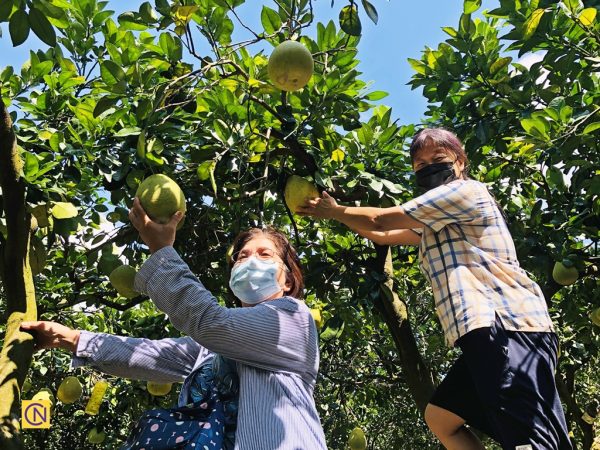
[0,88,37,449]
[372,244,436,412]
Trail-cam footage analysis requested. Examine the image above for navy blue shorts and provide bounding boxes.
[429,315,572,450]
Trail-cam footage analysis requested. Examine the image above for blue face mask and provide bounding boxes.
[229,256,285,304]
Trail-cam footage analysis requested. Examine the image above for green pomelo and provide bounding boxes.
[591,307,600,327]
[57,376,83,404]
[348,426,367,450]
[32,388,55,413]
[22,379,32,394]
[267,40,314,92]
[135,174,186,229]
[109,265,139,299]
[87,427,106,444]
[552,261,579,286]
[147,381,173,396]
[284,175,319,214]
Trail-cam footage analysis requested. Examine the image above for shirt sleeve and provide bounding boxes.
[133,246,318,377]
[69,331,206,383]
[400,180,481,233]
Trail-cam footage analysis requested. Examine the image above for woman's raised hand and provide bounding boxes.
[19,321,81,353]
[128,197,184,253]
[296,191,339,219]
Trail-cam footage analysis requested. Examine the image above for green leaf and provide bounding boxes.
[159,32,182,61]
[93,97,118,117]
[0,0,13,22]
[100,60,126,84]
[365,91,388,101]
[463,0,481,14]
[459,13,472,34]
[24,151,39,178]
[407,58,427,75]
[197,160,216,181]
[361,0,378,24]
[260,6,280,34]
[28,7,56,46]
[9,9,30,46]
[490,57,512,76]
[114,127,142,137]
[139,1,158,23]
[117,12,148,31]
[563,0,582,13]
[442,26,458,37]
[51,202,78,219]
[523,9,545,40]
[339,5,361,36]
[582,122,600,134]
[546,166,565,190]
[579,8,597,26]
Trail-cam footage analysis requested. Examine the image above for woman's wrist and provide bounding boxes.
[65,329,81,353]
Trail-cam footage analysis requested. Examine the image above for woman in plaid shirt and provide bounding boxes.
[298,128,571,450]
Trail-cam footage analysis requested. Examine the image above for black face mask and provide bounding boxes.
[415,162,457,192]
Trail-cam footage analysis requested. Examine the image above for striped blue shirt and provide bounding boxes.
[71,246,327,449]
[401,179,554,346]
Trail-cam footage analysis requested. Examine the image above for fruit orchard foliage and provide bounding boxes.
[0,0,598,449]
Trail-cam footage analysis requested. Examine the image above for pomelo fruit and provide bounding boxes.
[85,379,109,415]
[590,307,600,327]
[310,308,323,330]
[348,426,367,450]
[87,427,106,444]
[57,376,83,404]
[109,265,139,299]
[32,388,55,413]
[284,175,319,214]
[268,40,314,91]
[147,381,173,396]
[135,174,186,230]
[22,378,32,394]
[552,261,579,286]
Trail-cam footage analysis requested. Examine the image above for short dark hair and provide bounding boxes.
[229,227,305,300]
[409,127,470,179]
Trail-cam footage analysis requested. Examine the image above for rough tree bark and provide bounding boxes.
[371,244,436,412]
[0,87,37,450]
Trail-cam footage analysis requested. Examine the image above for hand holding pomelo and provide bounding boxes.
[135,174,186,230]
[284,175,319,214]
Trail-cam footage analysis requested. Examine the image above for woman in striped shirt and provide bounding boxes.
[20,211,327,449]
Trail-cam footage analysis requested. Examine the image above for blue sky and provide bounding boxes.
[0,0,497,124]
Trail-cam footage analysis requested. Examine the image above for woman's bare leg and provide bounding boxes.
[424,403,486,450]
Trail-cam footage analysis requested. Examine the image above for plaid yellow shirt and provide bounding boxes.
[401,179,554,347]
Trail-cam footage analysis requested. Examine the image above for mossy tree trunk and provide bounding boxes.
[0,88,37,450]
[372,244,436,412]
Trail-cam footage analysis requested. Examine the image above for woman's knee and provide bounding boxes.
[425,403,464,437]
